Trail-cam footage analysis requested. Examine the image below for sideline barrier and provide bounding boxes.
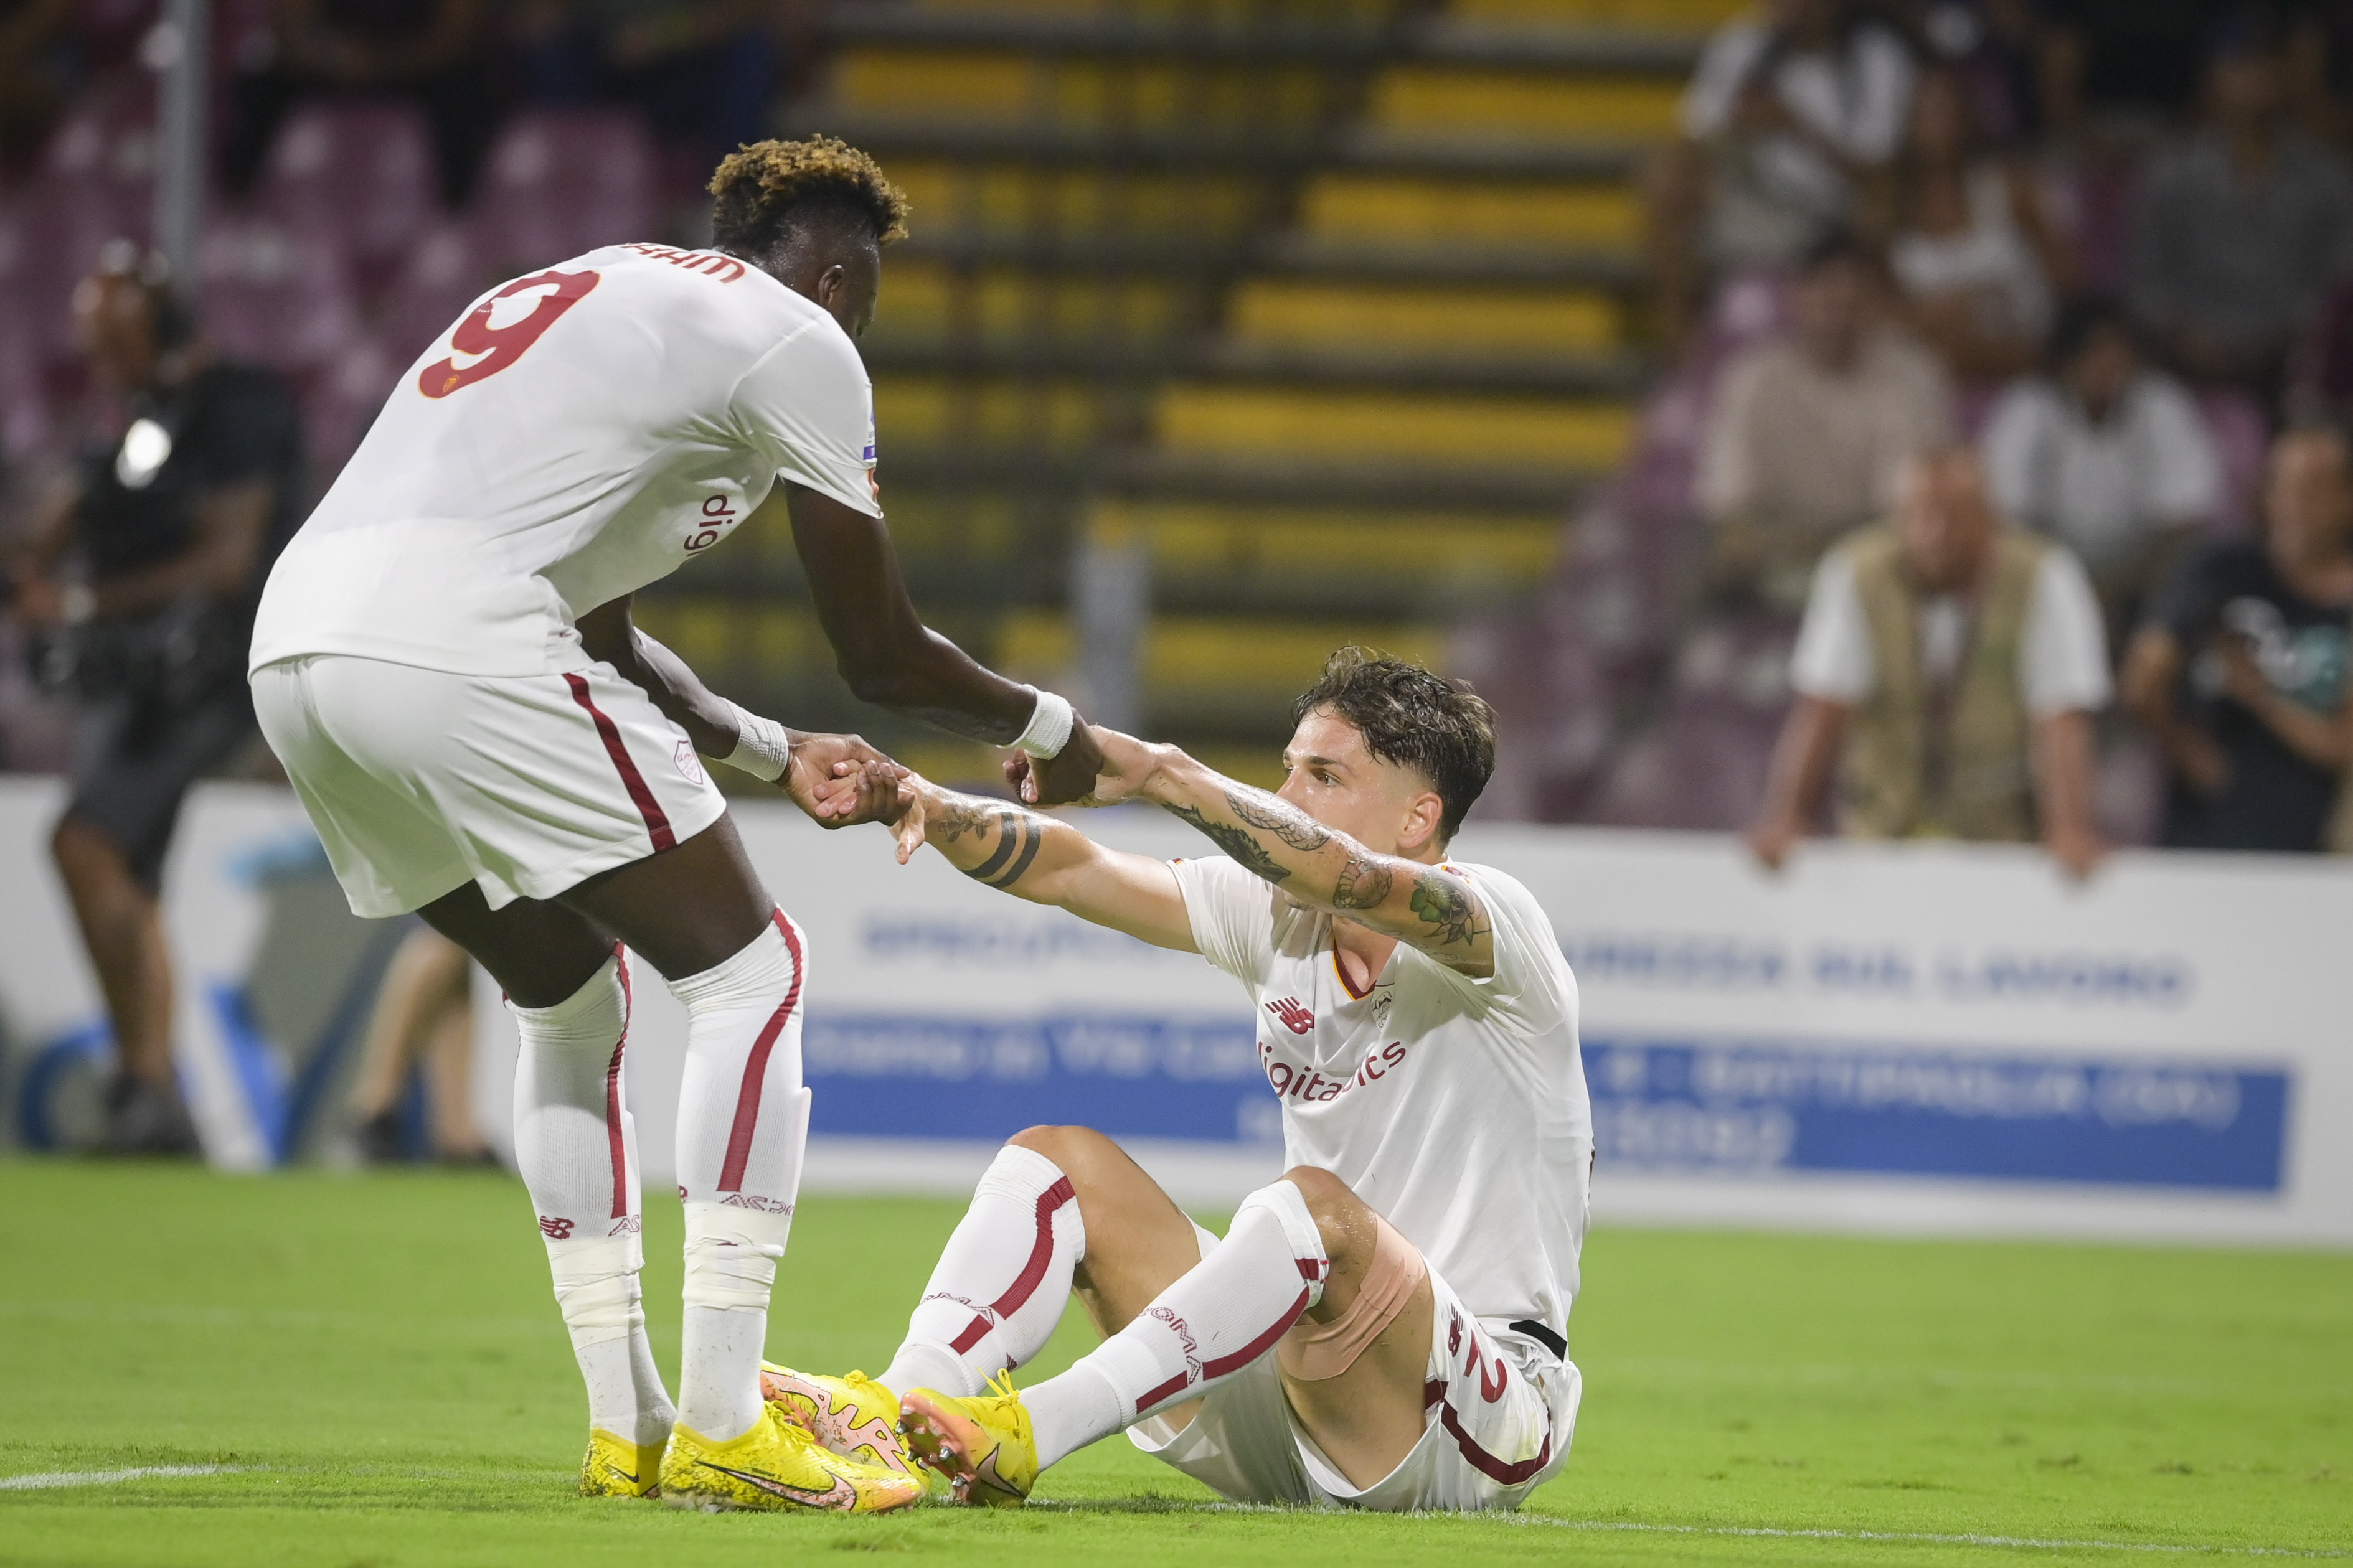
[1,777,2345,1244]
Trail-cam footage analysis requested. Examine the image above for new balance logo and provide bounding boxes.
[538,1215,575,1239]
[722,1192,793,1214]
[1266,997,1314,1035]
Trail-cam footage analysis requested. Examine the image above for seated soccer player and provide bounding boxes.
[765,650,1591,1511]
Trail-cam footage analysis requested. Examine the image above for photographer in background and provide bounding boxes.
[2122,426,2353,853]
[4,242,303,1155]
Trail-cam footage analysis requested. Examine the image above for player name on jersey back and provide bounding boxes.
[249,244,880,679]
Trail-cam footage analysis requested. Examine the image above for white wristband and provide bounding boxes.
[718,700,792,782]
[1012,687,1075,760]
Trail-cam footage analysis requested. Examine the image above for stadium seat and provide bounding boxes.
[2198,388,2271,535]
[301,334,403,483]
[197,214,365,383]
[375,220,496,367]
[255,100,439,290]
[1587,615,1796,830]
[474,110,658,276]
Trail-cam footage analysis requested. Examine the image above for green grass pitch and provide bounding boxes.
[0,1161,2345,1567]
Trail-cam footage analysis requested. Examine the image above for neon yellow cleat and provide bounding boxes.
[760,1363,915,1476]
[578,1427,664,1498]
[898,1374,1039,1508]
[660,1404,924,1514]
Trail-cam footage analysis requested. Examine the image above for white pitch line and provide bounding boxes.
[1498,1516,2349,1558]
[0,1465,244,1492]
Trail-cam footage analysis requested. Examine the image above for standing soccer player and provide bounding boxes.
[767,651,1590,1512]
[244,138,1100,1512]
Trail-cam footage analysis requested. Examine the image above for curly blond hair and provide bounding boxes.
[709,136,910,253]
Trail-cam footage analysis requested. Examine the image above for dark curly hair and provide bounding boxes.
[709,136,910,256]
[1292,648,1497,842]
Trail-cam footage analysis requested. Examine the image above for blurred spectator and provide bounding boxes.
[222,0,499,209]
[1697,232,1957,614]
[2121,426,2353,851]
[2126,10,2353,392]
[346,923,493,1165]
[507,1,777,174]
[1646,0,1919,348]
[1748,449,2111,876]
[1885,66,2071,380]
[2,243,303,1155]
[2289,272,2353,426]
[1918,0,2047,146]
[1982,298,2222,637]
[0,0,72,180]
[2039,0,2235,135]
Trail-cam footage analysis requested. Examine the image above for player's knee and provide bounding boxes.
[1281,1165,1366,1262]
[1008,1124,1116,1176]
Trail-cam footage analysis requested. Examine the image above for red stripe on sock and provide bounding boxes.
[716,910,803,1193]
[563,672,676,853]
[1133,1285,1313,1415]
[949,1175,1079,1354]
[605,945,632,1219]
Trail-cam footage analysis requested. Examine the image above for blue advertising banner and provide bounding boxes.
[1587,1038,2291,1191]
[804,1014,1279,1145]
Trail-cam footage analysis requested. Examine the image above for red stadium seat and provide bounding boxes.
[256,101,440,291]
[197,213,364,384]
[375,219,496,367]
[474,110,658,275]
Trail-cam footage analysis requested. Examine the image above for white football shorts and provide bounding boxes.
[251,654,729,918]
[1127,1234,1580,1511]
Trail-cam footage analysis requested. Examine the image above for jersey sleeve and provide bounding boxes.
[1169,855,1278,990]
[730,317,881,519]
[1420,864,1575,1035]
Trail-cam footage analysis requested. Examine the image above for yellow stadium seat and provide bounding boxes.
[997,611,1448,704]
[1445,0,1746,31]
[1224,278,1620,355]
[1092,500,1565,587]
[1154,385,1634,467]
[874,375,1106,453]
[879,160,1261,242]
[1369,69,1682,140]
[875,258,1181,350]
[830,50,1331,132]
[1296,175,1641,249]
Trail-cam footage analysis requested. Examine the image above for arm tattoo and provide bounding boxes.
[962,805,1048,888]
[1225,787,1331,852]
[933,796,996,845]
[1408,871,1483,947]
[1163,802,1291,884]
[1331,854,1393,909]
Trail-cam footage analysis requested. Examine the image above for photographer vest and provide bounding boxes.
[1836,524,2046,843]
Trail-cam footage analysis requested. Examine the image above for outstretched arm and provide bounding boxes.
[577,593,908,830]
[1086,731,1495,977]
[900,776,1197,953]
[783,484,1105,804]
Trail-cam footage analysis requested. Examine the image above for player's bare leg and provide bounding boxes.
[891,1122,1432,1499]
[414,815,919,1506]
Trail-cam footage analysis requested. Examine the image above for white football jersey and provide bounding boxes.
[1172,856,1593,1343]
[250,243,880,678]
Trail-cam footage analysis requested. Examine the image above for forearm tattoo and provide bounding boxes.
[932,796,997,845]
[1225,787,1331,852]
[1331,854,1393,909]
[1409,871,1484,947]
[948,799,1049,888]
[1163,802,1291,884]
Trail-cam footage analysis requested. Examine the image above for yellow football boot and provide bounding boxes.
[898,1374,1039,1508]
[760,1363,915,1476]
[578,1428,664,1498]
[659,1404,924,1514]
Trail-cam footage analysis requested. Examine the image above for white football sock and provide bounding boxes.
[1023,1178,1326,1470]
[671,913,810,1440]
[879,1142,1084,1399]
[511,953,673,1446]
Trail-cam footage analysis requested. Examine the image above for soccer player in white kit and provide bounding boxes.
[762,650,1591,1511]
[243,139,1102,1513]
